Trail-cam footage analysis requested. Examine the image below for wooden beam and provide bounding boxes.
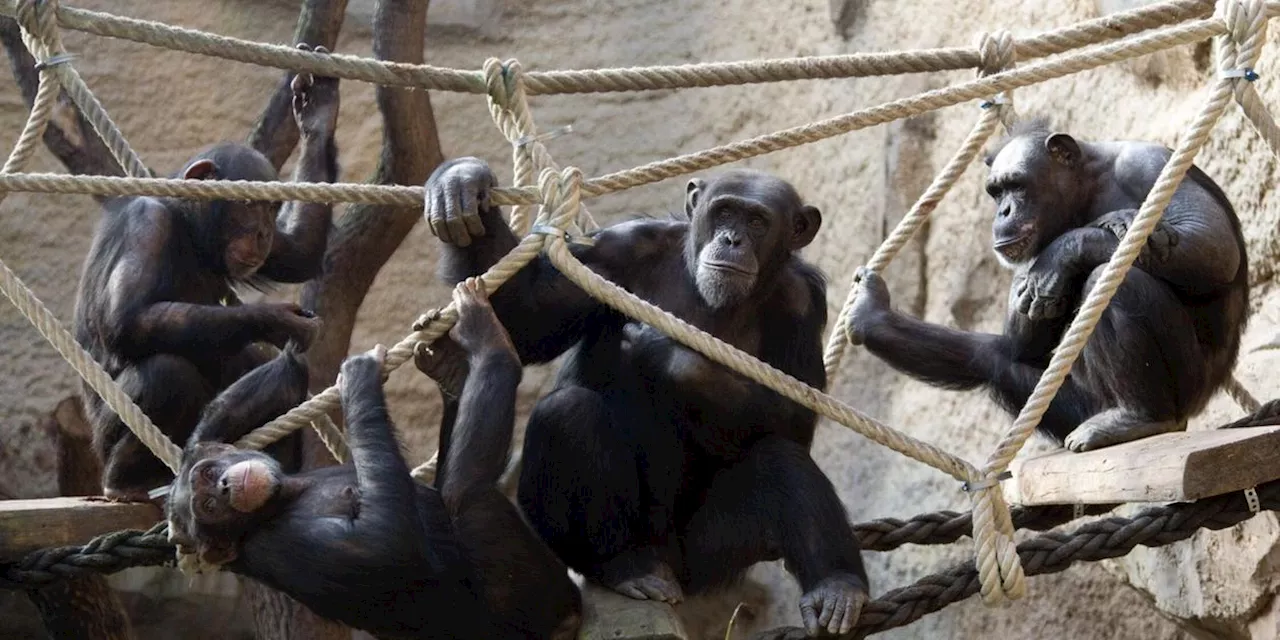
[0,497,161,561]
[1007,426,1280,506]
[578,582,687,640]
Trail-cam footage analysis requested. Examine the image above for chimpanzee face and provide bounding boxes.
[984,132,1087,268]
[167,443,283,565]
[684,171,821,309]
[179,146,280,281]
[221,201,276,279]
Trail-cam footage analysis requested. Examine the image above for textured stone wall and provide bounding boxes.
[4,0,1280,637]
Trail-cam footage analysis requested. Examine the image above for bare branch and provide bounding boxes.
[299,0,444,469]
[248,0,350,170]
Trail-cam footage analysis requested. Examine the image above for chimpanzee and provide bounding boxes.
[846,118,1249,452]
[166,278,583,640]
[426,159,869,636]
[72,44,340,501]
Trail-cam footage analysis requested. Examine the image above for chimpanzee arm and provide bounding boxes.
[256,62,340,283]
[186,345,310,448]
[339,351,420,537]
[103,213,316,358]
[438,344,522,510]
[846,268,1006,390]
[430,158,667,364]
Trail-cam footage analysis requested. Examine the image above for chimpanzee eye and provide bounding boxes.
[985,184,1002,198]
[201,465,216,481]
[202,497,217,513]
[748,216,766,231]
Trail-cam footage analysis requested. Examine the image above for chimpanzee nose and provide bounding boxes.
[219,476,229,494]
[997,205,1012,218]
[720,233,741,247]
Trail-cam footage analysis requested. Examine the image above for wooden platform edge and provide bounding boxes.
[0,497,162,561]
[578,581,688,640]
[1006,426,1280,507]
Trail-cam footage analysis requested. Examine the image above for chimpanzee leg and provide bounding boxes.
[1064,266,1201,452]
[683,436,867,635]
[95,355,213,500]
[518,387,684,603]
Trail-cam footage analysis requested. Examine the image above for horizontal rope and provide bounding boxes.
[0,0,1242,95]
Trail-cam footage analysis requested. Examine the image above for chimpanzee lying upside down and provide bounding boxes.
[165,278,582,639]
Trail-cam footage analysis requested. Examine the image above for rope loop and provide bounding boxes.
[975,30,1018,128]
[1220,0,1267,72]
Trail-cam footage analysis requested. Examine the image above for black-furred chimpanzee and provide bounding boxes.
[426,158,869,636]
[847,118,1248,452]
[73,45,341,501]
[166,278,583,640]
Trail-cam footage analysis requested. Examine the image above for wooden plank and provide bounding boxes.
[578,582,687,640]
[1007,426,1280,506]
[0,497,161,561]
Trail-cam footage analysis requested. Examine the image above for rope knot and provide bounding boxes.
[976,30,1016,78]
[1219,0,1267,76]
[16,0,65,61]
[975,31,1018,128]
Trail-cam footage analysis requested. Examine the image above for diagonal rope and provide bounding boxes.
[823,30,1016,381]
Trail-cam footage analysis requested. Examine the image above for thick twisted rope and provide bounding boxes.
[822,31,1014,380]
[0,0,1227,95]
[0,15,1250,210]
[14,0,150,179]
[6,481,1271,640]
[964,0,1264,606]
[849,479,1280,637]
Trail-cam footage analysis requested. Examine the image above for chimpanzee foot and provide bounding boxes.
[608,563,684,604]
[799,575,867,636]
[1064,408,1185,452]
[449,276,518,360]
[413,338,469,400]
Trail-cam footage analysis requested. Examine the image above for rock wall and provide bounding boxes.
[4,0,1280,637]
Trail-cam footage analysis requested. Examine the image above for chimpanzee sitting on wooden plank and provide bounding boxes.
[847,118,1249,452]
[73,44,341,502]
[165,278,582,639]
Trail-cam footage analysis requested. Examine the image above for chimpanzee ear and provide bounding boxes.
[1045,133,1081,167]
[685,178,706,216]
[182,159,218,181]
[791,205,822,250]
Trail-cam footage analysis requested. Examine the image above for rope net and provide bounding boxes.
[0,0,1277,607]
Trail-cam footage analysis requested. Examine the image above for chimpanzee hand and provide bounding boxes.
[845,267,891,346]
[290,43,340,139]
[265,303,321,350]
[1090,209,1179,263]
[448,277,518,358]
[425,158,496,248]
[1014,258,1073,321]
[337,343,388,396]
[413,338,468,401]
[798,575,867,637]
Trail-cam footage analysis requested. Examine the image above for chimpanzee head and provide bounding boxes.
[178,143,281,281]
[683,170,822,309]
[983,120,1094,267]
[167,444,285,565]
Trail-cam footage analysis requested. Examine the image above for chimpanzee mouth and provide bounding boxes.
[992,234,1032,259]
[702,260,757,276]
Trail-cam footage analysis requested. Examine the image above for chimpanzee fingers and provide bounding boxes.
[445,202,472,248]
[815,596,835,631]
[799,600,820,637]
[458,182,487,239]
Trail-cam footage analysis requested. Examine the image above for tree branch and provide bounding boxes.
[248,0,350,171]
[299,0,444,467]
